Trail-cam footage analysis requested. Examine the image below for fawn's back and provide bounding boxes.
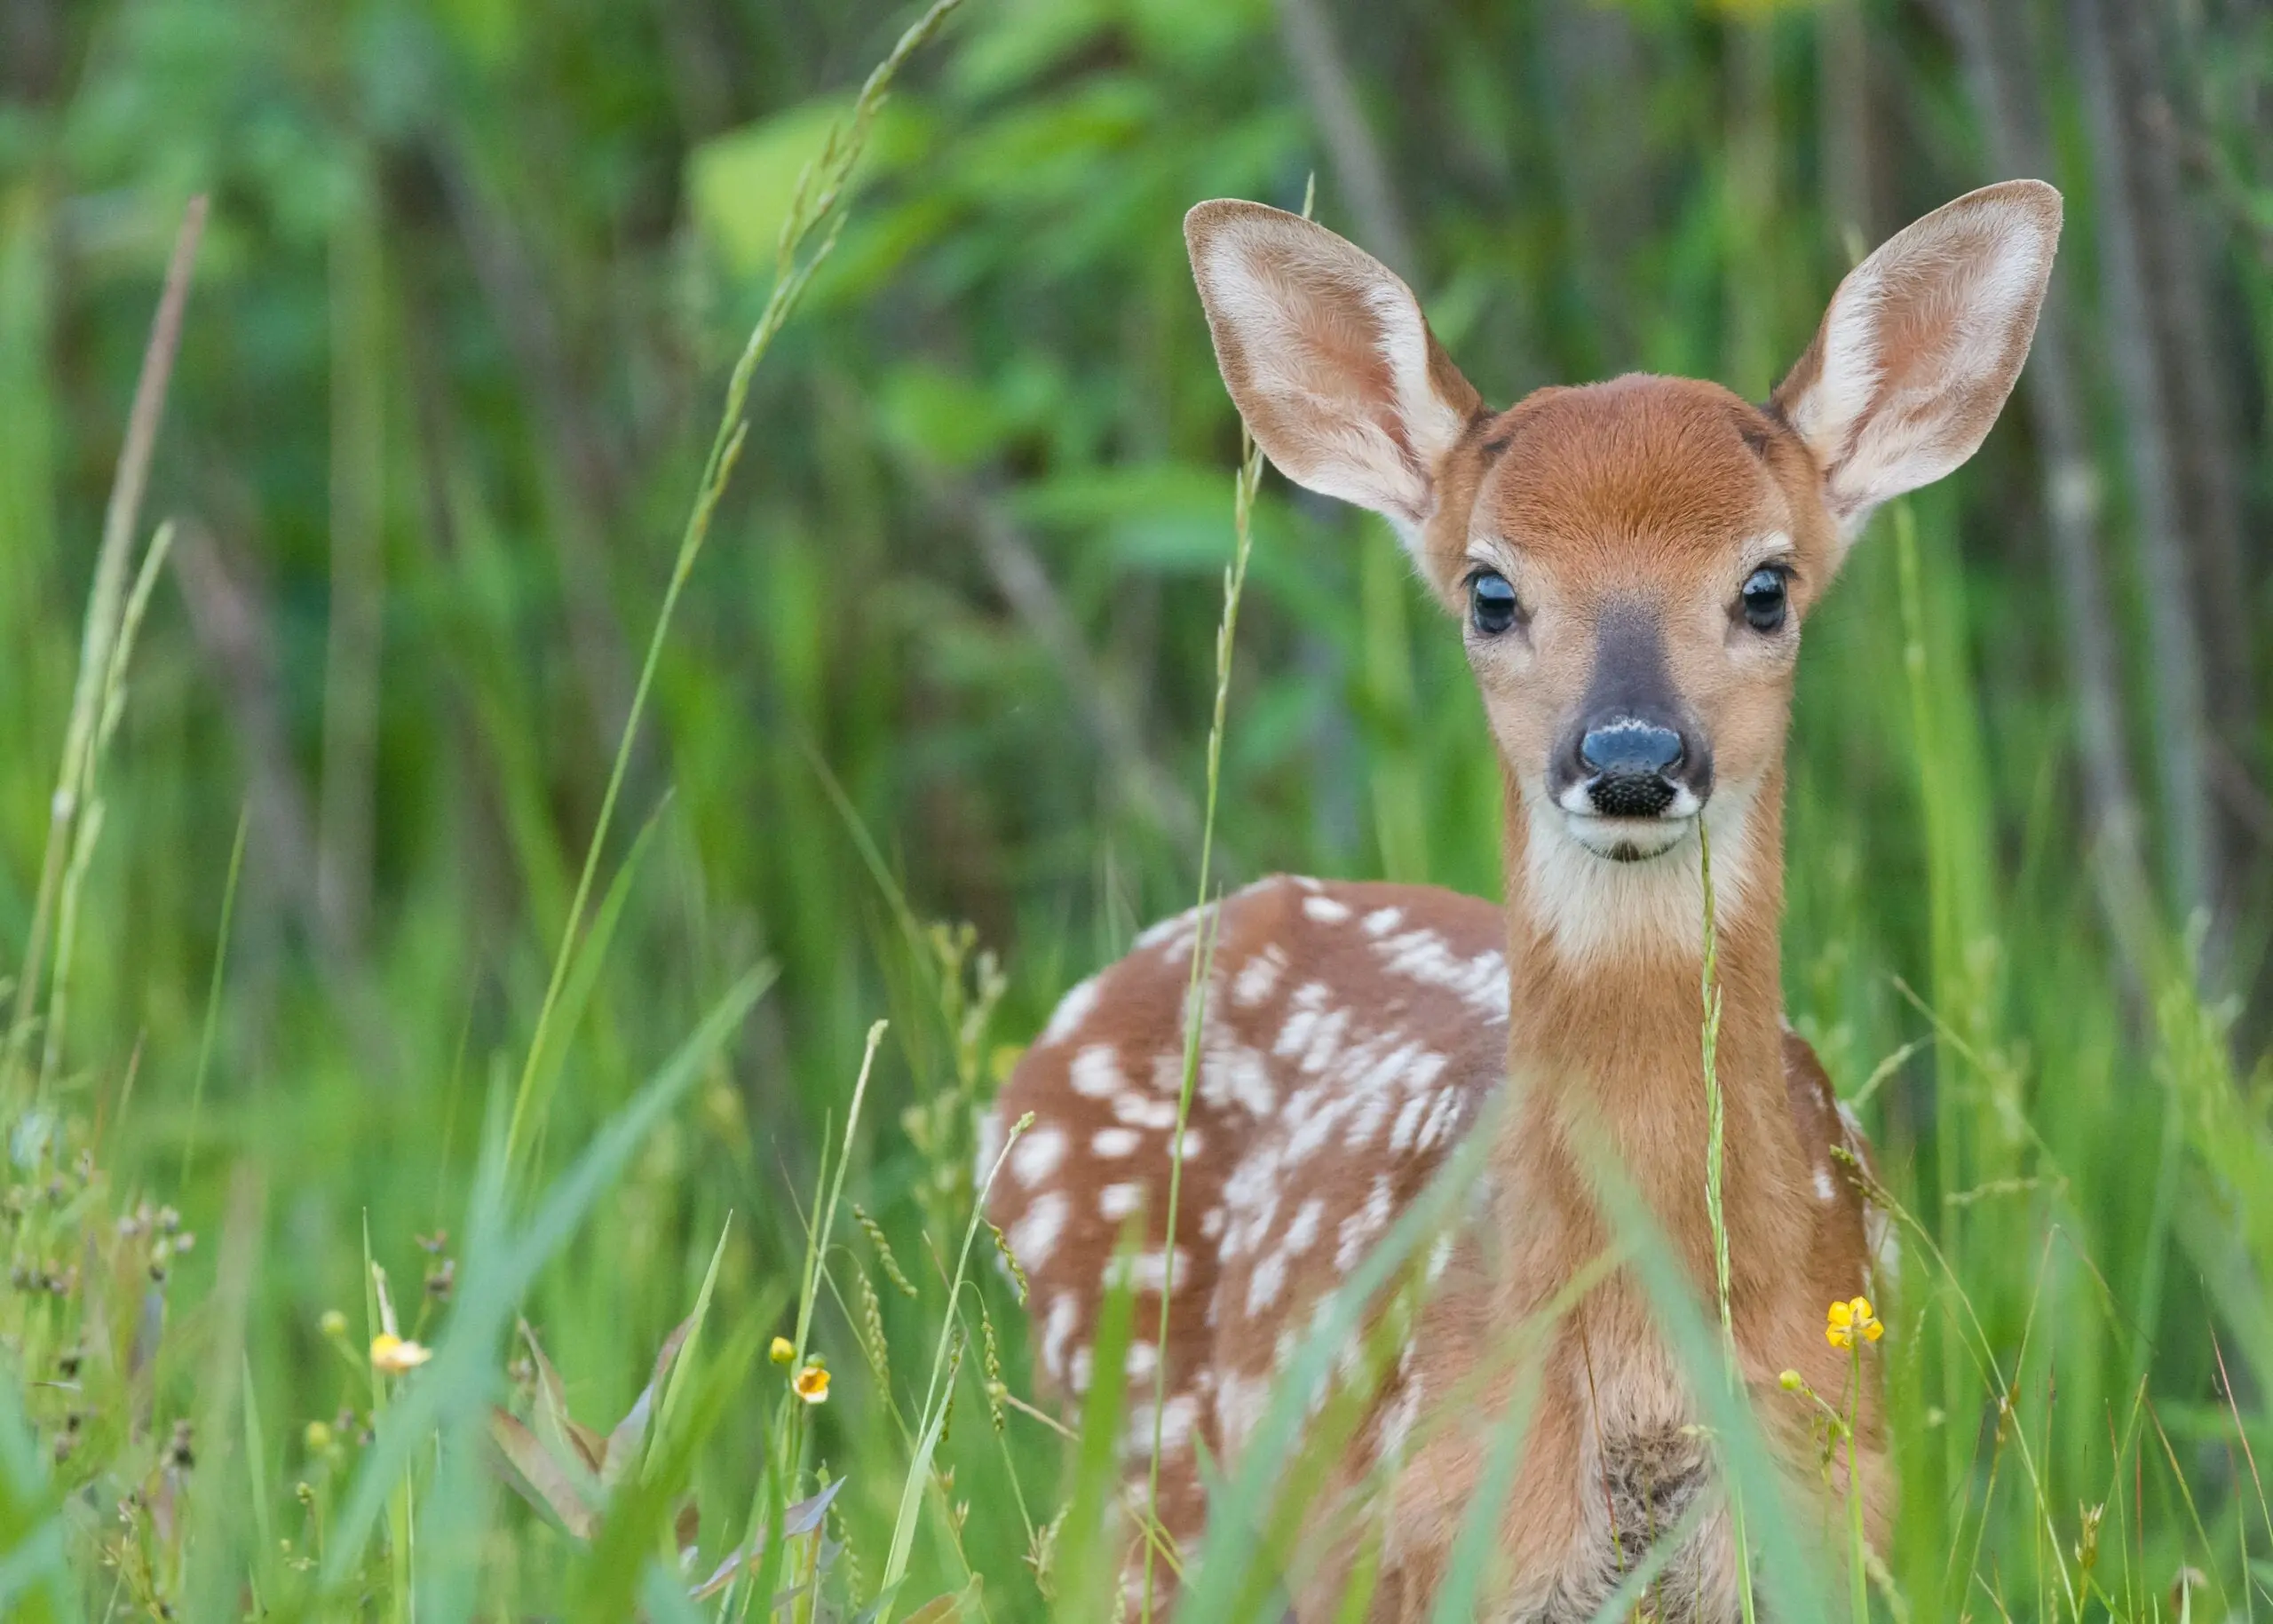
[986,876,1509,1551]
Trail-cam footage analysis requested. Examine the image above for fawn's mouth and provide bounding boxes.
[1561,809,1698,864]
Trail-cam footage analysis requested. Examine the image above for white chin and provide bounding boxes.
[1562,812,1696,864]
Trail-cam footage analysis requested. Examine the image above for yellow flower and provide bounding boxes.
[1825,1295,1883,1350]
[369,1333,432,1374]
[770,1335,796,1367]
[793,1364,830,1405]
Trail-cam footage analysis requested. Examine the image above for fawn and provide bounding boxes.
[986,180,2061,1619]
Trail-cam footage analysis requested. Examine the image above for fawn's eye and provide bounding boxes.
[1739,566,1790,633]
[1469,569,1521,636]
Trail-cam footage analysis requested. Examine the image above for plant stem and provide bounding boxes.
[7,198,205,1102]
[1849,1342,1868,1620]
[500,0,966,1173]
[1142,425,1264,1618]
[1700,822,1756,1621]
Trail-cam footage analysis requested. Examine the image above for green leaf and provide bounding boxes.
[689,97,932,278]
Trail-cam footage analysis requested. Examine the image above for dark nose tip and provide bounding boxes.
[1580,721,1683,779]
[1579,721,1684,818]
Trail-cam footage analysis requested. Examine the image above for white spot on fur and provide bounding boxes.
[1133,905,1200,952]
[1246,1249,1287,1317]
[1100,1182,1144,1221]
[1041,1291,1079,1379]
[1216,1371,1269,1454]
[974,1111,1004,1190]
[1070,1344,1093,1393]
[1303,893,1352,923]
[1108,1248,1191,1295]
[1232,945,1287,1008]
[1416,1089,1461,1151]
[1374,930,1507,1016]
[1009,1192,1068,1269]
[1362,907,1403,936]
[1390,1093,1430,1153]
[1335,1176,1394,1272]
[1039,975,1101,1046]
[1284,1198,1324,1257]
[1093,1127,1141,1158]
[1273,982,1331,1061]
[1113,1092,1179,1129]
[1377,1372,1423,1464]
[1070,1044,1125,1098]
[1124,1393,1198,1456]
[1126,1341,1159,1380]
[1199,1035,1277,1117]
[1011,1126,1066,1186]
[1815,1166,1837,1203]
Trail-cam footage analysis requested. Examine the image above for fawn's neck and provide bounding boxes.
[1493,766,1808,1308]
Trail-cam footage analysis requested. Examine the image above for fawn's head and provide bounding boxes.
[1186,183,2059,948]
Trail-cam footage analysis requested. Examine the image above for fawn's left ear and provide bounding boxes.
[1772,179,2062,551]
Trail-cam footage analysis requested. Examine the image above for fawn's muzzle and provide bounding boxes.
[1578,722,1686,817]
[1549,604,1715,846]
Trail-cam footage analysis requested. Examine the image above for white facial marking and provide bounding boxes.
[1552,717,1707,848]
[1520,775,1759,968]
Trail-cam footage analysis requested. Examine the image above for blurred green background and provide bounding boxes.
[5,0,2273,1614]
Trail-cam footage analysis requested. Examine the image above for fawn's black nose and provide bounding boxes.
[1578,721,1684,818]
[1580,721,1683,779]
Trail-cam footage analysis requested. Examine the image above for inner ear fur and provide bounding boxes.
[1771,178,2062,545]
[1184,200,1483,556]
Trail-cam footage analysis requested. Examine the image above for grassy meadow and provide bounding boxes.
[4,0,2273,1615]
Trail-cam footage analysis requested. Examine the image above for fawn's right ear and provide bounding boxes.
[1185,201,1483,551]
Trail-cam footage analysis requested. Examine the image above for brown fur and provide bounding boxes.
[986,181,2059,1619]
